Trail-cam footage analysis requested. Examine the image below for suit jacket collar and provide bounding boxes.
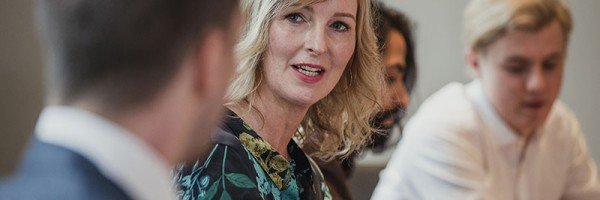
[36,106,177,200]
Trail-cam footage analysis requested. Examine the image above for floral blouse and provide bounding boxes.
[173,111,332,200]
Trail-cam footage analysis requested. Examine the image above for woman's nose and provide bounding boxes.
[305,26,328,56]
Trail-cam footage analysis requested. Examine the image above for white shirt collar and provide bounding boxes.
[466,80,520,147]
[36,106,177,200]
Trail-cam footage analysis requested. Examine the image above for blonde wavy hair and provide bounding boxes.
[225,0,383,160]
[464,0,572,54]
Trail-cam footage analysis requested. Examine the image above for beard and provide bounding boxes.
[371,107,402,133]
[368,107,404,152]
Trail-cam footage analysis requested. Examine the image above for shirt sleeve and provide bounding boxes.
[175,144,262,200]
[371,119,487,200]
[561,116,600,200]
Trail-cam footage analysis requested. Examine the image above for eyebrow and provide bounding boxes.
[334,12,356,21]
[504,56,529,63]
[504,51,564,63]
[301,6,356,22]
[544,52,564,60]
[389,63,407,73]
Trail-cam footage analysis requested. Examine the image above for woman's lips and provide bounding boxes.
[291,64,325,83]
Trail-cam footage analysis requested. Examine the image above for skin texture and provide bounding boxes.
[468,21,566,137]
[232,0,358,158]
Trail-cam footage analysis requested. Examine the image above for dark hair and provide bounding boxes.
[362,2,418,155]
[37,0,238,109]
[373,2,417,93]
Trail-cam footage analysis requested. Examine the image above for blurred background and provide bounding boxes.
[0,0,44,178]
[1,0,598,199]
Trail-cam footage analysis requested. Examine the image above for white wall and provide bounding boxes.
[383,0,600,162]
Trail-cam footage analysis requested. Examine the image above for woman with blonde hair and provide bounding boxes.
[174,0,383,199]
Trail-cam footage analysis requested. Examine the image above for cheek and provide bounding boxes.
[381,88,399,109]
[493,75,519,97]
[485,67,523,94]
[331,36,356,68]
[268,25,298,60]
[381,89,393,107]
[329,45,355,86]
[266,43,288,63]
[263,32,295,76]
[549,69,564,94]
[482,72,517,109]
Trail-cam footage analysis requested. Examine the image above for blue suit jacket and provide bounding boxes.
[0,138,131,200]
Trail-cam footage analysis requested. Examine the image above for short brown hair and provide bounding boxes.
[37,0,238,109]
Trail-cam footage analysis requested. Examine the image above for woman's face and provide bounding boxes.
[260,0,357,108]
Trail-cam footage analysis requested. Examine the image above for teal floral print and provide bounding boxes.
[203,146,257,199]
[173,110,331,200]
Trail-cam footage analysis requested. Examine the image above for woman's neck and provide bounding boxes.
[229,93,308,159]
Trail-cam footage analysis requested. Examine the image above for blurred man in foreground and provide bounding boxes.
[0,0,240,199]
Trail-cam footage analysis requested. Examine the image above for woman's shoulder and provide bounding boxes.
[174,139,262,199]
[212,126,248,153]
[187,126,258,175]
[173,111,266,199]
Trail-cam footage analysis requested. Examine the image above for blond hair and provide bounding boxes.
[464,0,572,54]
[226,0,383,159]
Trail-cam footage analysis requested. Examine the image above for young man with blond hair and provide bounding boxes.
[373,0,600,199]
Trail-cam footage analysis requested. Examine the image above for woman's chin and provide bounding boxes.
[290,98,320,108]
[284,91,327,108]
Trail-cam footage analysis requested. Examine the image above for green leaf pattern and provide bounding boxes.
[225,173,257,188]
[173,112,331,199]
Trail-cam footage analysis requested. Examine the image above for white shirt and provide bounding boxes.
[36,106,178,200]
[372,80,600,200]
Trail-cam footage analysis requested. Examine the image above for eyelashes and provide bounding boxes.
[330,21,350,32]
[284,12,352,32]
[285,13,304,23]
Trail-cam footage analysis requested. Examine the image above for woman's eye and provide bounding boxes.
[331,21,349,32]
[285,13,305,23]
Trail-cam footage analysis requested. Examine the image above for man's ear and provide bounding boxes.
[190,29,228,96]
[465,46,481,77]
